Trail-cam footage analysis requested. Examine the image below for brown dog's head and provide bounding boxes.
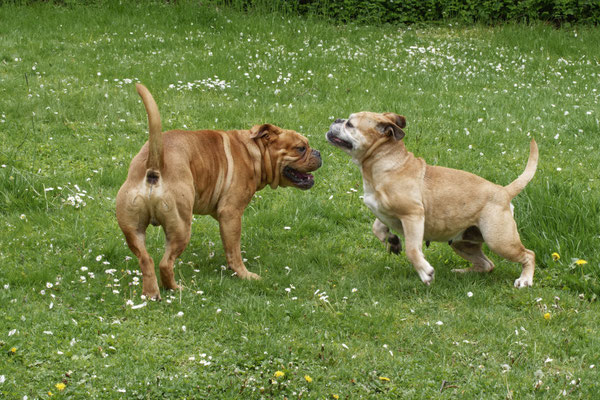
[326,112,406,161]
[250,124,322,190]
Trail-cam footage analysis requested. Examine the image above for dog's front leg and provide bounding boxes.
[400,215,435,285]
[217,207,260,280]
[372,218,401,254]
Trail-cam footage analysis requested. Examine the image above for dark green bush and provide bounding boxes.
[220,0,600,25]
[8,0,600,24]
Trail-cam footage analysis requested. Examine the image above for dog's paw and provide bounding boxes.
[514,276,533,289]
[452,265,491,274]
[417,266,435,285]
[163,283,182,291]
[142,283,161,301]
[142,291,161,301]
[452,267,472,274]
[387,235,401,254]
[237,271,261,280]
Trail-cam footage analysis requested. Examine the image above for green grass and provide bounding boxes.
[1,2,599,398]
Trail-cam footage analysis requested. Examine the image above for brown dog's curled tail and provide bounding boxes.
[504,138,538,198]
[136,83,163,183]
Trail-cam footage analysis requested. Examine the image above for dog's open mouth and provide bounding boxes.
[283,166,315,189]
[326,131,353,150]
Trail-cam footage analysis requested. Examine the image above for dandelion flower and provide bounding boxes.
[379,376,390,381]
[544,312,551,320]
[551,252,560,261]
[10,347,16,353]
[304,375,313,383]
[575,259,587,265]
[332,395,339,400]
[55,383,66,391]
[274,371,285,378]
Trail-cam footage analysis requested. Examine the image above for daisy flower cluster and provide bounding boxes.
[168,76,232,92]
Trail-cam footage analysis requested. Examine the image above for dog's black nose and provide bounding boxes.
[312,149,322,167]
[335,119,344,124]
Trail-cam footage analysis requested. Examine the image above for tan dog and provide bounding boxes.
[116,84,321,299]
[326,112,538,288]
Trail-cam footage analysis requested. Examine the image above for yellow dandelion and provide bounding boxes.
[575,259,588,265]
[55,383,66,391]
[304,375,313,383]
[379,376,390,382]
[10,347,16,353]
[274,370,285,379]
[544,312,551,320]
[551,252,560,261]
[332,395,339,400]
[48,391,53,397]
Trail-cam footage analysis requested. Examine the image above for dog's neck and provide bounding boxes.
[358,139,410,178]
[358,136,390,164]
[253,138,279,190]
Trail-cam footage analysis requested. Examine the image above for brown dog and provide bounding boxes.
[326,112,538,288]
[116,84,321,299]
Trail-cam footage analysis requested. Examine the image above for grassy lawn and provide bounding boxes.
[1,2,599,398]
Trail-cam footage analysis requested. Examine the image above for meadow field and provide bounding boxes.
[1,2,599,398]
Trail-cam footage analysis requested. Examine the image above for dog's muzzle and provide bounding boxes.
[283,149,321,190]
[326,121,353,150]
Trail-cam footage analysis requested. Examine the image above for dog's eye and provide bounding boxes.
[346,121,354,128]
[296,146,306,153]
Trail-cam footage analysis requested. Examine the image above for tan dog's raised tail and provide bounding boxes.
[116,84,321,299]
[326,112,538,288]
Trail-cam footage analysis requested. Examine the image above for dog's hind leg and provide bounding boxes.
[122,226,160,300]
[372,218,401,254]
[158,213,192,292]
[117,188,161,299]
[451,241,495,273]
[480,209,535,288]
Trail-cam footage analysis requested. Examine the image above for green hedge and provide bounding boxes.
[222,0,600,25]
[8,0,600,24]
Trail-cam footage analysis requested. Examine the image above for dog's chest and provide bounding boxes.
[363,190,380,214]
[363,179,393,214]
[363,185,402,230]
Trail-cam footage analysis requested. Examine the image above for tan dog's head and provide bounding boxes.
[250,123,322,190]
[326,112,406,161]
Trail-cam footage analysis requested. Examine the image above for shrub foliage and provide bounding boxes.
[222,0,600,25]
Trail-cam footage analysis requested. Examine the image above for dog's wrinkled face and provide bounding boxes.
[326,112,406,160]
[251,124,322,190]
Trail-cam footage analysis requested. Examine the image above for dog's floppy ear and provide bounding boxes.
[250,123,280,139]
[384,113,406,129]
[379,113,406,141]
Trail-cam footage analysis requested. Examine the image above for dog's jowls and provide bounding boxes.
[326,112,538,288]
[116,84,321,299]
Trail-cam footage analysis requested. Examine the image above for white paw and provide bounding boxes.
[452,267,472,274]
[417,266,435,285]
[514,276,533,288]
